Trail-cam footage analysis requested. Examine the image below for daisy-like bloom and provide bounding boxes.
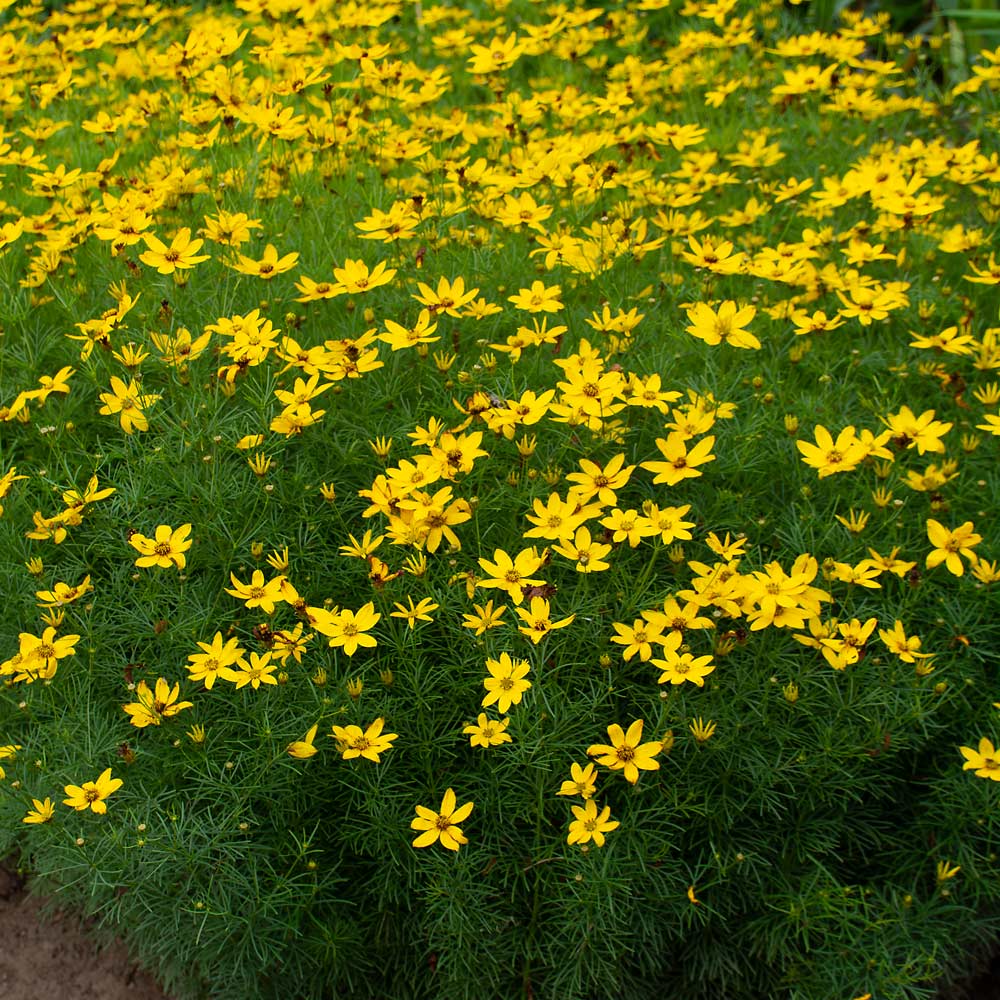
[287,724,319,759]
[515,596,576,645]
[122,678,194,728]
[63,768,123,814]
[610,618,672,662]
[129,524,192,569]
[482,652,532,712]
[8,627,80,682]
[313,602,381,656]
[463,714,512,749]
[467,32,522,74]
[461,599,507,635]
[795,424,866,477]
[226,570,287,614]
[390,596,438,629]
[926,519,982,576]
[565,454,635,507]
[233,651,278,690]
[881,406,952,455]
[878,620,932,664]
[508,281,563,313]
[98,376,152,434]
[640,433,716,486]
[567,799,620,847]
[23,797,55,824]
[139,228,210,274]
[412,276,479,318]
[684,301,759,349]
[331,258,396,294]
[476,546,547,604]
[963,252,1000,285]
[551,527,613,573]
[410,788,474,851]
[330,718,399,762]
[186,632,244,689]
[976,412,1000,437]
[35,576,92,609]
[558,762,597,800]
[960,737,1000,780]
[652,650,716,687]
[588,720,662,784]
[228,243,299,278]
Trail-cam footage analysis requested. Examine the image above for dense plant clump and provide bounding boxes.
[1,0,999,997]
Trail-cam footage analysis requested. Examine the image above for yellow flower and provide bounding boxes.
[557,762,597,800]
[926,519,982,576]
[690,717,717,743]
[63,768,123,814]
[129,524,192,570]
[287,724,319,759]
[463,714,512,749]
[567,799,619,847]
[587,720,662,784]
[960,737,1000,780]
[390,596,438,629]
[23,797,55,824]
[330,718,398,762]
[482,652,532,712]
[410,788,474,851]
[123,678,194,728]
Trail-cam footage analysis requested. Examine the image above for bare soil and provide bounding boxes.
[0,864,172,1000]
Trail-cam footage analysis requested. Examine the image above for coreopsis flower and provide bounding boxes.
[463,714,512,749]
[7,627,80,682]
[22,797,55,824]
[878,620,933,663]
[600,507,657,547]
[233,651,278,690]
[551,527,613,573]
[378,310,439,351]
[139,228,210,273]
[796,425,866,477]
[960,738,1000,780]
[35,576,92,608]
[226,570,287,614]
[228,243,299,278]
[610,618,671,662]
[587,720,662,784]
[558,763,597,800]
[98,376,154,434]
[515,596,576,644]
[653,650,716,687]
[390,596,438,629]
[63,768,123,814]
[567,799,620,847]
[462,600,507,634]
[508,281,563,313]
[467,32,522,74]
[186,632,244,689]
[689,717,717,743]
[123,678,194,728]
[641,433,716,486]
[684,301,759,349]
[565,454,635,506]
[330,718,398,762]
[129,524,192,569]
[412,276,479,317]
[926,519,982,576]
[313,602,381,656]
[482,652,532,712]
[287,724,319,759]
[411,788,474,851]
[881,406,952,454]
[332,258,396,294]
[476,546,547,603]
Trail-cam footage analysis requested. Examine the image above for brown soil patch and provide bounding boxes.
[0,865,172,1000]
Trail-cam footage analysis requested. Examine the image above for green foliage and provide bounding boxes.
[0,1,999,999]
